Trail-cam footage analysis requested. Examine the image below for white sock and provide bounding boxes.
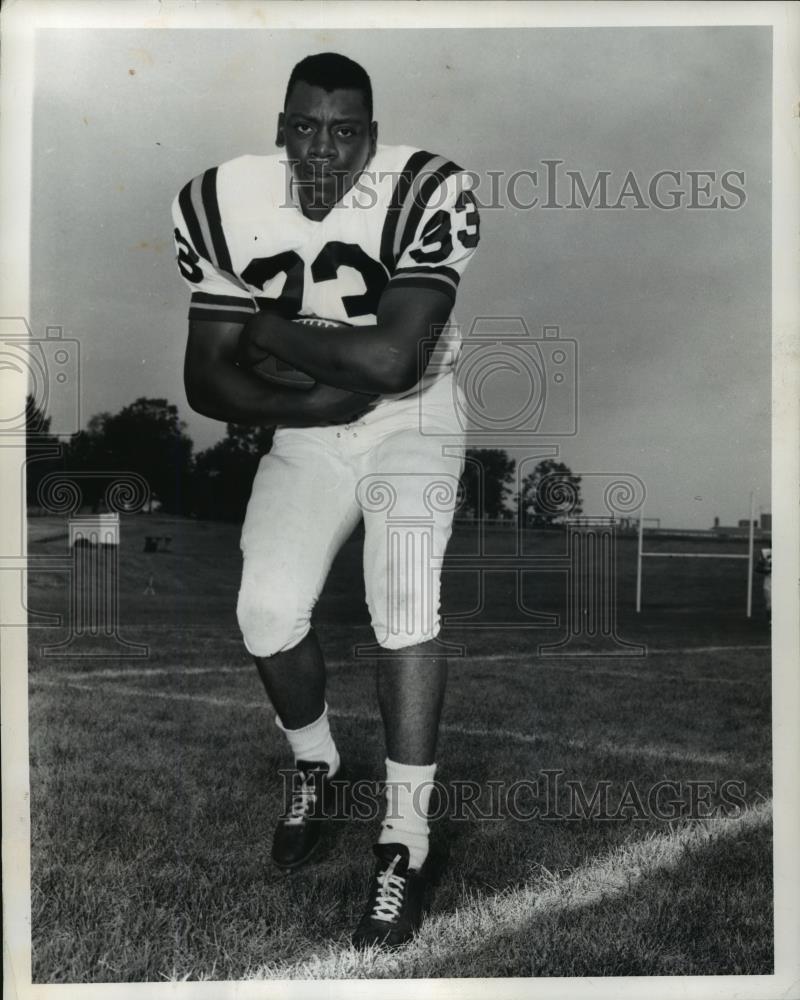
[275,703,340,776]
[378,757,437,870]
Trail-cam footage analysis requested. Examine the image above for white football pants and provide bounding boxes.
[236,373,465,656]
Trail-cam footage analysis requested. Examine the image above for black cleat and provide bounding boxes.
[271,759,342,870]
[351,842,439,949]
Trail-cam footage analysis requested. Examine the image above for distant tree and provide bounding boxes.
[65,398,193,513]
[460,448,516,520]
[25,394,52,436]
[221,424,276,456]
[191,423,274,522]
[25,395,65,508]
[517,459,582,526]
[61,412,110,511]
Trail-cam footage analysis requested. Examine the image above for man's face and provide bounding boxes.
[278,81,377,218]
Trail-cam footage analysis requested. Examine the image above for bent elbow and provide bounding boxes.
[183,379,202,415]
[382,368,421,394]
[184,373,214,418]
[370,354,422,394]
[186,394,207,418]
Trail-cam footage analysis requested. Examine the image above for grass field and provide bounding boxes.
[26,513,773,981]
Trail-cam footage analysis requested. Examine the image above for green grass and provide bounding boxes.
[27,514,773,981]
[254,804,773,979]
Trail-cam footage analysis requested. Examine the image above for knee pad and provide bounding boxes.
[373,620,442,651]
[236,582,310,658]
[369,582,442,650]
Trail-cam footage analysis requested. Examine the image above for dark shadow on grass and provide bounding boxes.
[416,823,773,978]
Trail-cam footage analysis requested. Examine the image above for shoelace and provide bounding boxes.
[283,772,317,827]
[370,854,406,923]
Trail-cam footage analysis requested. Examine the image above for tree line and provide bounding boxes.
[26,396,582,525]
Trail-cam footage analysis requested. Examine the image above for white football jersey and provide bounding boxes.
[171,144,480,400]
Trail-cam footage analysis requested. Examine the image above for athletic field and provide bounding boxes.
[26,514,772,981]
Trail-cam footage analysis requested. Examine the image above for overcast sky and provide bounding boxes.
[30,26,771,528]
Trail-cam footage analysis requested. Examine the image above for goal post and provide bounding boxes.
[636,492,757,617]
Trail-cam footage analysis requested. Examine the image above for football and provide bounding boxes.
[245,316,347,390]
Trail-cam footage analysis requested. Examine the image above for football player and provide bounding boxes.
[172,52,480,948]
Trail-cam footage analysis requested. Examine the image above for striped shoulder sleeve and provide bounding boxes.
[379,150,480,306]
[171,166,256,324]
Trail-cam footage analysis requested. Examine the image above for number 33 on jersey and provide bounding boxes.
[171,145,480,332]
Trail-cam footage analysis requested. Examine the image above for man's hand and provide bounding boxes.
[236,321,269,369]
[239,285,453,395]
[185,318,376,429]
[235,313,379,424]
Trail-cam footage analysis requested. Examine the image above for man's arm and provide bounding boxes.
[239,168,481,395]
[184,319,377,427]
[238,284,453,396]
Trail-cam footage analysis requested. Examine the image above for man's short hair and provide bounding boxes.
[284,52,373,119]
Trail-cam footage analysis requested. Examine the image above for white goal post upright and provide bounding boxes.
[746,489,755,618]
[636,491,757,617]
[636,508,645,614]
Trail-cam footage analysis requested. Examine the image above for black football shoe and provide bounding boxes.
[351,842,439,949]
[271,759,343,870]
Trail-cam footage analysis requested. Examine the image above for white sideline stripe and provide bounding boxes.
[256,798,772,980]
[330,708,738,767]
[60,665,252,681]
[533,666,760,687]
[55,641,770,688]
[477,644,771,658]
[36,626,771,659]
[30,676,738,766]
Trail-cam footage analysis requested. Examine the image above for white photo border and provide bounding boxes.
[1,2,797,999]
